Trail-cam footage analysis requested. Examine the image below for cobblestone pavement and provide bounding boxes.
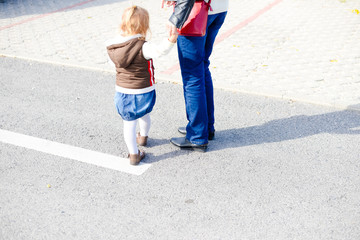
[1,0,360,110]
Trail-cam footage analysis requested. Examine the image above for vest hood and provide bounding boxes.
[107,38,144,68]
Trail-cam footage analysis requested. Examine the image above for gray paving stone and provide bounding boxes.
[0,0,359,110]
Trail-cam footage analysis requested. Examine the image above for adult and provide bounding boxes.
[168,0,229,152]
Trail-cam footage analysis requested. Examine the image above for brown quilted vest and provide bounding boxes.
[107,38,155,89]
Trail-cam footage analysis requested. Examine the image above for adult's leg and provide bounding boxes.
[177,35,208,145]
[204,12,228,133]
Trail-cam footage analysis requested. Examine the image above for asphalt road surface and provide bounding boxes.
[1,57,360,239]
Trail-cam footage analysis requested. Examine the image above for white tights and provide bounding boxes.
[123,113,151,154]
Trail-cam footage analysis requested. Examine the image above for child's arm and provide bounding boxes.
[142,33,178,60]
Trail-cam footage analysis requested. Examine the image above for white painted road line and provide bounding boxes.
[0,129,151,175]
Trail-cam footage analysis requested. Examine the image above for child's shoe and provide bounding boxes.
[129,150,145,165]
[136,132,148,146]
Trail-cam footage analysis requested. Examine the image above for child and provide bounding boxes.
[106,5,178,165]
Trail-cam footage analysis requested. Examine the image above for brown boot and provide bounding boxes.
[136,132,148,146]
[129,150,145,165]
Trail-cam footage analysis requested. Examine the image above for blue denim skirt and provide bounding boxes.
[114,90,156,121]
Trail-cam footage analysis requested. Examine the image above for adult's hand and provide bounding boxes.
[161,0,176,8]
[166,1,177,7]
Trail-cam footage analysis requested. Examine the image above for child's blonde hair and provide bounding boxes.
[120,6,149,39]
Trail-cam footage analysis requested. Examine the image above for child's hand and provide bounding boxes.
[166,21,178,43]
[169,31,178,43]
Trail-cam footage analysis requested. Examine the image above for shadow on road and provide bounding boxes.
[212,107,360,151]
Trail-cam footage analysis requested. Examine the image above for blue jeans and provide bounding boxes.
[177,12,227,145]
